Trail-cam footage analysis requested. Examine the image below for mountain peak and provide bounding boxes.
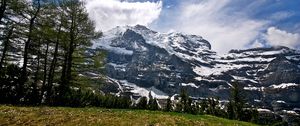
[133,24,151,31]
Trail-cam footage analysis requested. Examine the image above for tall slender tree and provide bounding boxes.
[164,96,172,112]
[19,0,41,102]
[59,0,97,97]
[228,81,246,120]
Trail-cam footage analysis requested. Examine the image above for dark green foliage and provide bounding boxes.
[136,97,148,109]
[201,97,225,117]
[148,98,159,110]
[190,102,201,115]
[255,112,285,125]
[227,100,235,119]
[206,97,218,115]
[0,64,22,104]
[240,108,258,122]
[164,97,172,112]
[226,81,243,120]
[175,88,192,113]
[200,99,208,114]
[147,91,159,110]
[226,81,259,122]
[230,82,246,120]
[43,87,131,109]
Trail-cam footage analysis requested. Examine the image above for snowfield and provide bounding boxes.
[269,83,298,89]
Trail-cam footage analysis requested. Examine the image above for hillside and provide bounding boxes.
[0,105,257,126]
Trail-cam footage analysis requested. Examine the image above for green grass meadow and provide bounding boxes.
[0,105,258,126]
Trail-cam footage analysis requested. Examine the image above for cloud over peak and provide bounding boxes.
[85,0,162,31]
[264,27,300,48]
[172,0,267,54]
[85,0,300,52]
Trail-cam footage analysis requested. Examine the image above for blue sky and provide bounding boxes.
[85,0,300,53]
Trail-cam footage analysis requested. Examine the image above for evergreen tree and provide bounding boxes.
[136,96,148,109]
[19,0,41,102]
[58,0,98,98]
[190,101,201,115]
[148,91,159,110]
[0,64,22,104]
[200,98,208,114]
[180,88,187,112]
[175,88,192,113]
[228,81,246,120]
[164,96,172,112]
[227,100,234,119]
[148,98,159,110]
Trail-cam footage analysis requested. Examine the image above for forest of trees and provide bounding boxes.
[0,0,131,107]
[0,0,288,125]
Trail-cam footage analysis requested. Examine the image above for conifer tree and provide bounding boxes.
[58,0,98,98]
[136,96,148,109]
[200,98,208,114]
[148,91,159,110]
[164,96,172,112]
[18,0,41,103]
[228,81,246,120]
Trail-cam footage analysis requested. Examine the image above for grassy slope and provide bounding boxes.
[0,105,258,126]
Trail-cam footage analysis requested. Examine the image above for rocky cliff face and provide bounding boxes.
[91,25,300,113]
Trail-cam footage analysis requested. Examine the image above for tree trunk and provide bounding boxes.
[66,13,75,86]
[46,25,61,103]
[60,10,75,96]
[59,49,68,95]
[32,39,41,105]
[19,0,40,101]
[41,42,49,93]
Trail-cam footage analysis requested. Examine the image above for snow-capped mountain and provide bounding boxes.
[91,25,300,112]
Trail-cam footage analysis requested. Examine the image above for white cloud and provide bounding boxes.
[251,40,264,48]
[269,11,294,21]
[85,0,162,31]
[161,0,267,54]
[264,27,300,48]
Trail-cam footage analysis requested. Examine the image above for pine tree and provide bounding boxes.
[175,88,192,113]
[136,96,148,109]
[227,100,234,119]
[58,0,98,98]
[148,91,159,110]
[200,98,208,114]
[180,88,187,112]
[228,81,246,120]
[190,101,201,115]
[18,0,41,103]
[164,96,172,112]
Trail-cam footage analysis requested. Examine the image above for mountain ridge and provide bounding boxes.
[90,25,300,117]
